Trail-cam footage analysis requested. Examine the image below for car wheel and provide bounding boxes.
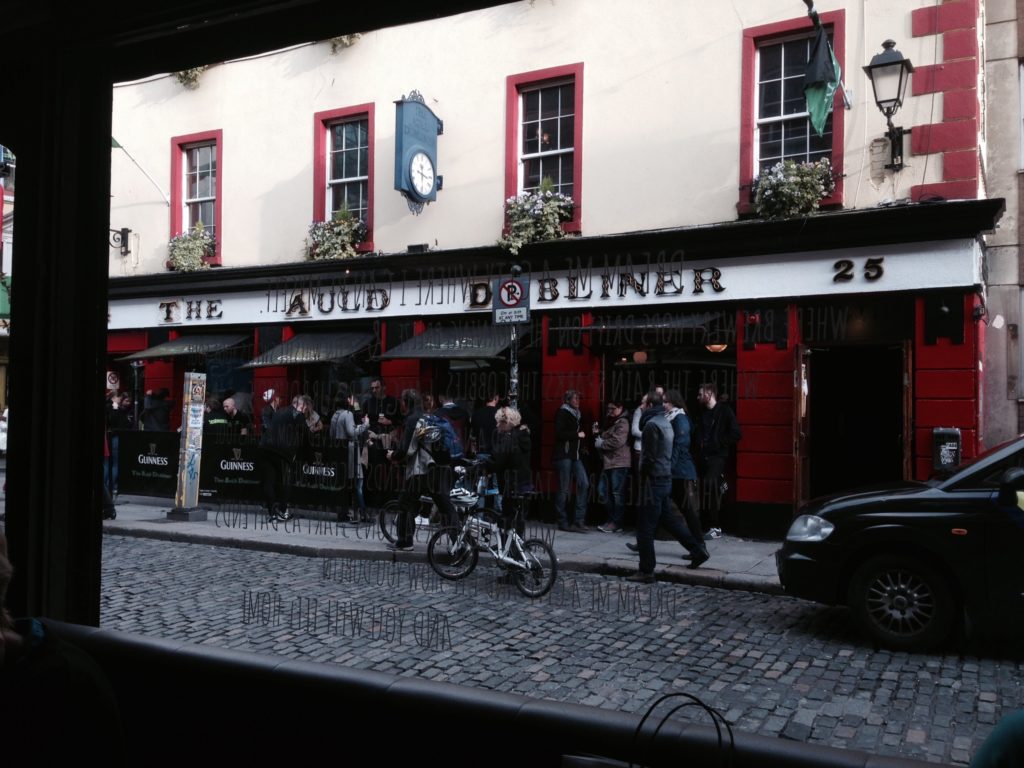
[848,555,956,651]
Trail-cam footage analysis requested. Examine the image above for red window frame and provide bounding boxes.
[738,11,845,215]
[505,63,583,233]
[170,129,223,266]
[313,104,375,253]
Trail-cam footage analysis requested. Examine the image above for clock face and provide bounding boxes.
[409,151,435,198]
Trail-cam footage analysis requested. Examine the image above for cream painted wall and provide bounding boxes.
[109,0,955,275]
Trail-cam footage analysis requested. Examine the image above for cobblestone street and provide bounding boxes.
[101,534,1024,765]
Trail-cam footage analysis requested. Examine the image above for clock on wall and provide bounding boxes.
[408,150,435,198]
[394,90,443,212]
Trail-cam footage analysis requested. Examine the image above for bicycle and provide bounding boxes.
[426,500,558,598]
[378,458,486,544]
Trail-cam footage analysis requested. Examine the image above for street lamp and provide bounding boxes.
[863,40,914,171]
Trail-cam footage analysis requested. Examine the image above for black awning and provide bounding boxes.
[240,331,374,368]
[116,334,249,361]
[379,325,514,359]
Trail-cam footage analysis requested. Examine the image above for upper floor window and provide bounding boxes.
[755,35,832,173]
[506,64,583,231]
[313,104,374,250]
[184,143,217,238]
[520,81,574,198]
[328,118,369,221]
[170,129,222,265]
[739,12,845,214]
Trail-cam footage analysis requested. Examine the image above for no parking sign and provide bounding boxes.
[492,277,530,324]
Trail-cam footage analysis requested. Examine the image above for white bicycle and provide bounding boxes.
[426,505,557,598]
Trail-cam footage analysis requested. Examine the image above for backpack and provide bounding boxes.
[418,413,464,462]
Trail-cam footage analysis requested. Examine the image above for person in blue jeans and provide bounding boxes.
[595,398,632,533]
[626,390,708,583]
[552,389,590,532]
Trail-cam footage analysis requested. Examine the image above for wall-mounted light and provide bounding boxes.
[705,344,729,353]
[109,227,131,257]
[632,350,648,364]
[863,40,914,171]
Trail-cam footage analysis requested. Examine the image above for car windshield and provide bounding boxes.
[936,434,1024,489]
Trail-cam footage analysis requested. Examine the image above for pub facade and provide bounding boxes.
[107,0,1006,532]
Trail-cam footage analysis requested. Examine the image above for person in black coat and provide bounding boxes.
[490,406,533,534]
[141,388,172,431]
[259,395,310,521]
[552,389,589,532]
[695,382,742,538]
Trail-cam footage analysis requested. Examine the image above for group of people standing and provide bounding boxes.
[554,382,741,580]
[383,386,533,552]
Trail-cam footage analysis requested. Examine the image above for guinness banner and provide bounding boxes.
[117,431,179,496]
[200,438,263,501]
[117,431,350,506]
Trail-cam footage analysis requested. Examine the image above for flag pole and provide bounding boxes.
[112,138,171,207]
[802,0,851,109]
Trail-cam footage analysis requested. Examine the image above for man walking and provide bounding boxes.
[695,382,741,540]
[626,391,708,583]
[552,389,589,532]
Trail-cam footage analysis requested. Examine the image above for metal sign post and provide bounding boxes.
[493,276,530,409]
[168,371,208,520]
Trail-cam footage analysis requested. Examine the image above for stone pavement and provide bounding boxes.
[104,494,783,594]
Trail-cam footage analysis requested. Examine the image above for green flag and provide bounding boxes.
[804,26,840,137]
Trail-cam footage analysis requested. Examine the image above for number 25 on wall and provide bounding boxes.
[833,257,884,283]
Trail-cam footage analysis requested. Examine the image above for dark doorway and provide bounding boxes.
[808,345,904,498]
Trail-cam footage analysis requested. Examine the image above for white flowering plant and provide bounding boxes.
[305,207,368,261]
[498,177,574,255]
[167,223,214,272]
[174,66,209,89]
[753,158,836,219]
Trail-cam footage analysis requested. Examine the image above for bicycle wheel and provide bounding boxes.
[514,537,557,598]
[378,499,401,543]
[427,525,479,580]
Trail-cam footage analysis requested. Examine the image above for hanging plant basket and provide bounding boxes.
[498,177,574,255]
[753,158,836,219]
[167,223,214,272]
[305,208,368,260]
[174,66,209,90]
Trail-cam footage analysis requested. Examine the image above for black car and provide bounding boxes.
[777,435,1024,650]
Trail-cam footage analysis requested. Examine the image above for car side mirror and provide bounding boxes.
[997,467,1024,507]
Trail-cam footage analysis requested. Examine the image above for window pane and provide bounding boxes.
[560,116,574,150]
[560,154,574,193]
[523,158,540,189]
[809,115,833,153]
[540,118,558,151]
[783,119,809,157]
[540,88,560,120]
[358,147,368,176]
[522,90,539,122]
[759,81,781,119]
[759,123,782,163]
[330,152,344,181]
[783,39,808,78]
[782,78,806,115]
[522,125,538,156]
[560,83,574,114]
[343,122,358,147]
[760,44,782,81]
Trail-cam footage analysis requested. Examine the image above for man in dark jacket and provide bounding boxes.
[259,394,309,521]
[552,389,589,532]
[695,382,742,539]
[141,387,172,431]
[626,391,708,583]
[385,389,456,552]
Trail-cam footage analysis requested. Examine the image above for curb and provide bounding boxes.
[103,520,785,597]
